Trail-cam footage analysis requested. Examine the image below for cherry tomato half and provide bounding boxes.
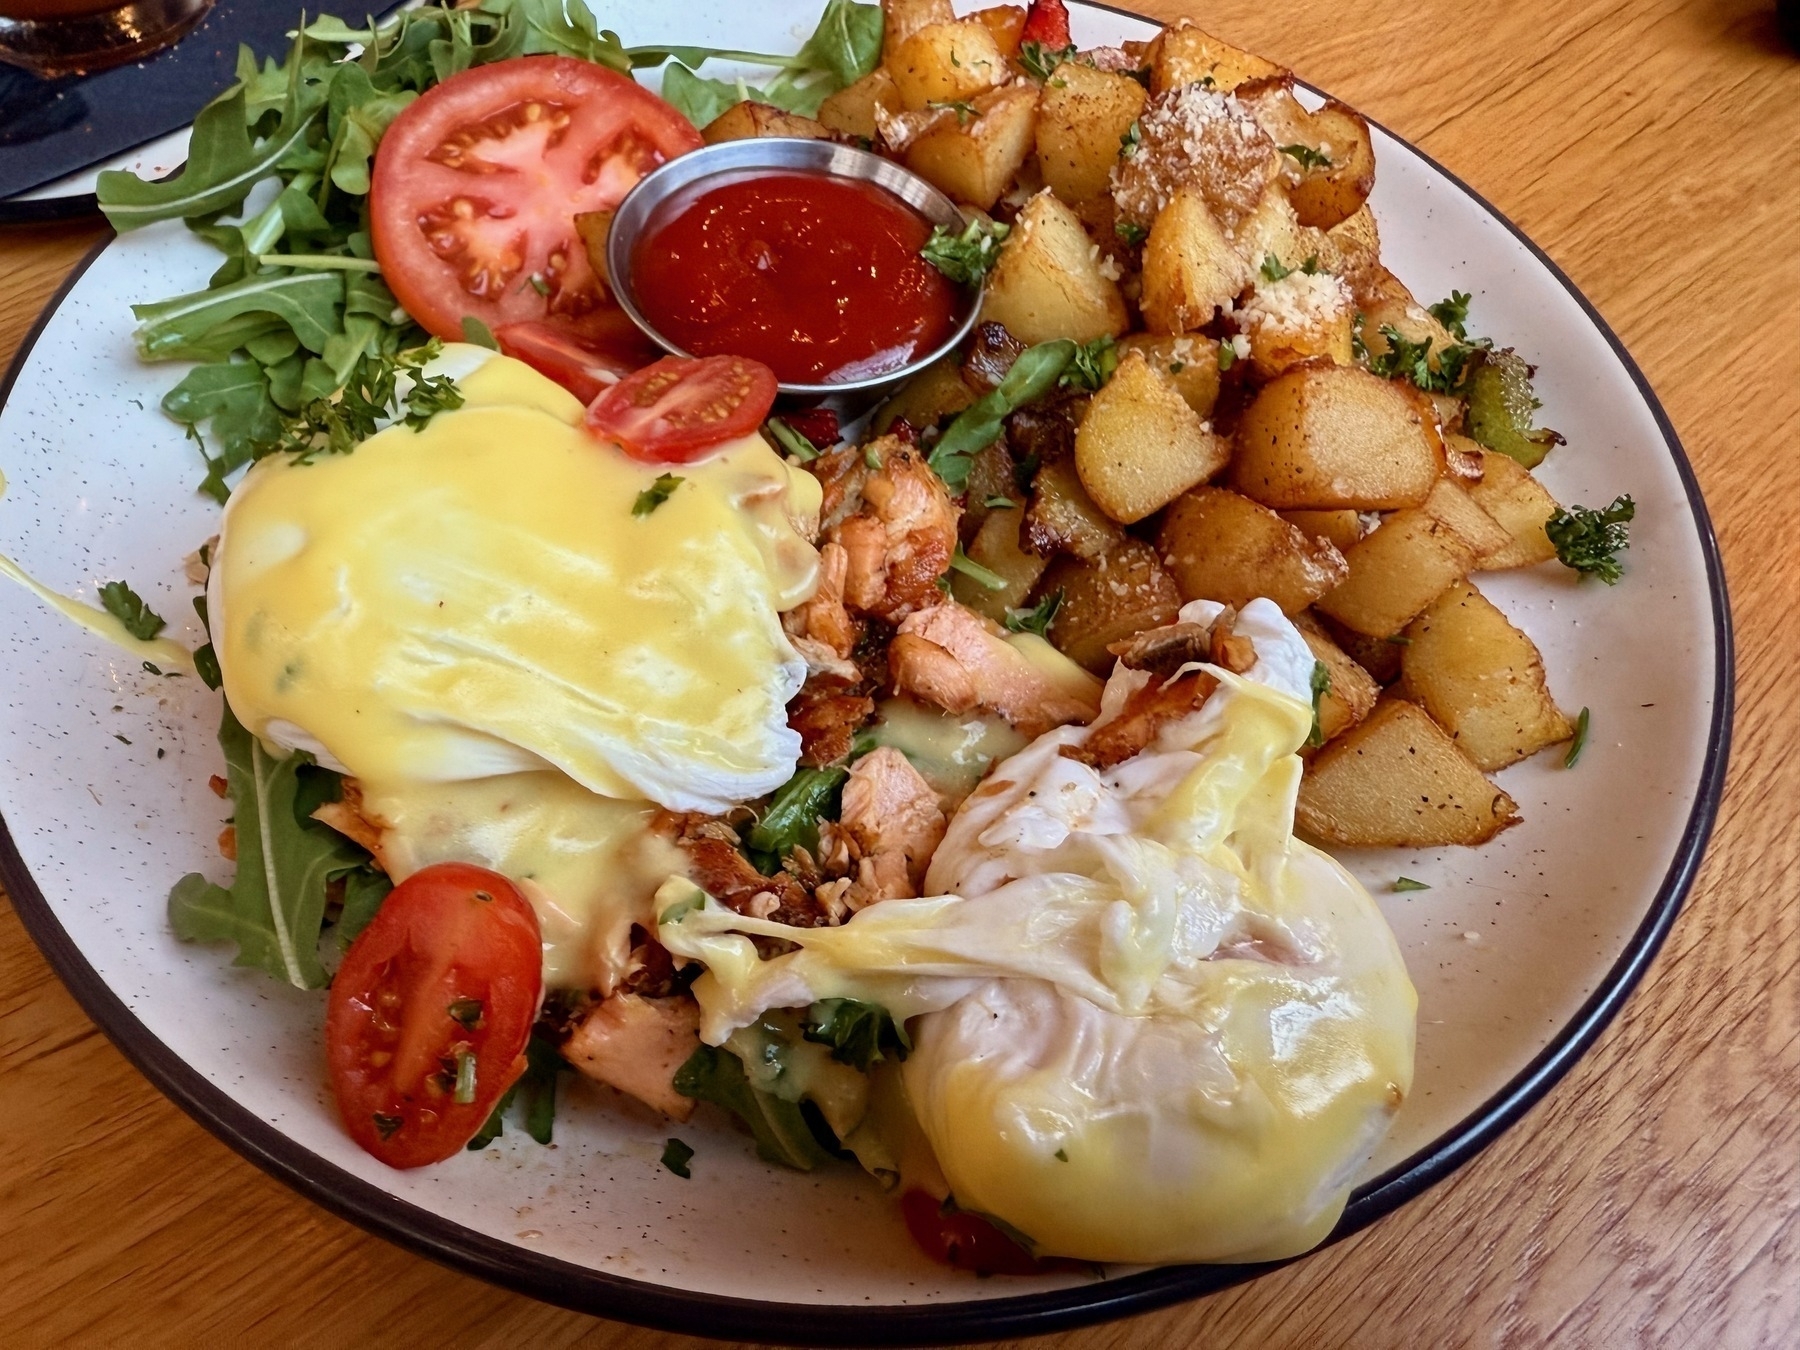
[585,354,779,463]
[900,1189,1078,1277]
[1020,0,1072,48]
[326,863,543,1169]
[370,55,701,345]
[495,314,663,405]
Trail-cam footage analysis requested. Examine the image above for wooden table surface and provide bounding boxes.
[2,1,1795,1345]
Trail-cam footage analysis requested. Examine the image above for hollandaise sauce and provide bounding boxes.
[628,170,960,385]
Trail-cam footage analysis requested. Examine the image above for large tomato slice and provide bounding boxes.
[371,55,701,344]
[586,354,779,463]
[326,862,543,1169]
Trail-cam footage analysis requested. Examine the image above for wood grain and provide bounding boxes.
[3,1,1796,1345]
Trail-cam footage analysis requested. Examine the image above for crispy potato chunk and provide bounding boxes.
[974,4,1026,56]
[1036,63,1147,206]
[1294,612,1380,745]
[1317,204,1381,286]
[1466,447,1561,569]
[1140,187,1251,334]
[1298,698,1519,847]
[953,506,1050,622]
[980,190,1129,344]
[1023,458,1126,560]
[1314,503,1480,637]
[1041,539,1184,674]
[1116,334,1222,416]
[905,82,1039,210]
[873,355,976,436]
[1075,348,1228,524]
[882,0,955,63]
[1238,269,1357,379]
[1157,486,1349,615]
[1285,101,1376,230]
[1421,475,1512,563]
[702,102,833,144]
[1354,265,1462,368]
[1280,509,1366,552]
[818,68,904,140]
[1233,362,1444,510]
[1315,610,1404,685]
[891,19,1009,110]
[1144,19,1285,94]
[1401,580,1574,770]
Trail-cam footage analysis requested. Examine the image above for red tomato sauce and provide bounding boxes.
[629,170,960,385]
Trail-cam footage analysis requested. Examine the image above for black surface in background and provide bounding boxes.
[0,0,396,204]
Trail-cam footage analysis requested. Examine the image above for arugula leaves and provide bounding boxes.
[1392,877,1431,893]
[673,1044,835,1171]
[98,581,167,641]
[919,218,1010,286]
[1018,41,1078,82]
[928,339,1076,490]
[650,0,881,125]
[1059,335,1118,391]
[1279,143,1332,170]
[747,766,848,862]
[168,703,372,989]
[1547,496,1635,584]
[1564,706,1592,768]
[661,1137,696,1177]
[803,998,909,1071]
[467,1027,569,1149]
[1004,588,1062,638]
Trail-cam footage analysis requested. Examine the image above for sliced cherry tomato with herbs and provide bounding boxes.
[900,1189,1081,1276]
[371,55,701,345]
[1019,0,1072,49]
[495,313,662,405]
[586,354,779,463]
[327,862,543,1169]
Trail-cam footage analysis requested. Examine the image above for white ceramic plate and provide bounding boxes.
[0,1,1730,1341]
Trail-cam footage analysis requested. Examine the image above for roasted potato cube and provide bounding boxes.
[1140,187,1251,334]
[873,355,976,435]
[1466,448,1560,569]
[1420,476,1511,562]
[979,189,1128,343]
[1230,185,1313,276]
[1314,507,1479,637]
[1317,204,1381,285]
[1233,362,1444,510]
[1293,611,1380,745]
[1238,269,1357,379]
[1075,348,1228,524]
[1157,486,1349,615]
[1280,509,1366,552]
[974,4,1026,56]
[1316,611,1404,685]
[1041,539,1183,673]
[1023,458,1126,560]
[883,0,955,63]
[1145,19,1285,95]
[1035,62,1147,206]
[818,68,903,140]
[1116,334,1222,416]
[953,506,1050,621]
[1401,580,1574,770]
[1284,101,1376,230]
[891,19,1009,110]
[1297,697,1519,847]
[905,83,1039,210]
[701,102,833,145]
[1354,265,1462,367]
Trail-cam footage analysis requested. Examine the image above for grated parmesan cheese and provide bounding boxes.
[1110,84,1277,230]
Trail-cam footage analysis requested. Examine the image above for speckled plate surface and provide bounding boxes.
[0,1,1730,1342]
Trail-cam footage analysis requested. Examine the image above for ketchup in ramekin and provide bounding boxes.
[628,170,961,387]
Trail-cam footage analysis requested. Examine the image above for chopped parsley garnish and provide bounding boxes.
[632,473,685,517]
[929,98,976,125]
[1217,341,1238,372]
[1279,143,1332,170]
[1054,1147,1069,1161]
[447,997,484,1030]
[1547,496,1635,584]
[1367,325,1480,393]
[1019,40,1078,81]
[1059,335,1119,391]
[1119,119,1141,156]
[920,217,1011,286]
[1429,289,1473,340]
[1392,877,1431,893]
[950,545,1007,591]
[983,494,1017,509]
[525,273,550,296]
[99,580,166,641]
[460,316,499,350]
[1306,660,1331,748]
[765,416,820,462]
[864,444,884,470]
[402,368,465,430]
[1565,706,1592,768]
[1114,220,1148,247]
[661,1136,696,1178]
[1260,253,1320,282]
[1004,588,1063,638]
[372,1112,403,1141]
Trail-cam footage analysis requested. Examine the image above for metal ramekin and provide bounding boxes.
[605,138,983,400]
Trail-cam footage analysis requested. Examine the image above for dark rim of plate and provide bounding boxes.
[0,9,1734,1344]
